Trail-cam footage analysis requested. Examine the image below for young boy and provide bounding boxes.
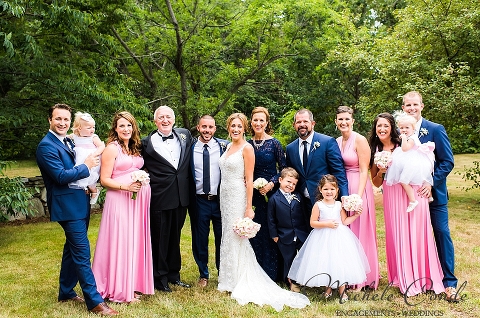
[267,167,310,292]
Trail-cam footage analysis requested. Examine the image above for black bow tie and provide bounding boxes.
[161,134,174,141]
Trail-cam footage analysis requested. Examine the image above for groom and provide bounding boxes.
[402,91,458,302]
[285,109,348,226]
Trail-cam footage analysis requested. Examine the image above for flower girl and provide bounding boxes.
[384,112,435,212]
[68,112,105,204]
[288,175,370,302]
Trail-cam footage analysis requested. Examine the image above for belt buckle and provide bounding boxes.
[207,194,215,200]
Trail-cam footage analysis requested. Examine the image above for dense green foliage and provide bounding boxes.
[1,0,479,158]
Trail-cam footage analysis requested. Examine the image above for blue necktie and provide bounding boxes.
[302,140,308,171]
[203,144,210,194]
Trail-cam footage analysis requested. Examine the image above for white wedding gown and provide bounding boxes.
[218,143,310,311]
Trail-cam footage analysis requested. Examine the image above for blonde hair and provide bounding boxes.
[72,112,95,136]
[226,113,248,136]
[393,110,416,128]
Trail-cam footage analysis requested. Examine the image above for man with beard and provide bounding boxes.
[285,109,348,228]
[188,115,228,287]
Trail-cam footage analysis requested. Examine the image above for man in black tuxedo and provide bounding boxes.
[142,106,194,292]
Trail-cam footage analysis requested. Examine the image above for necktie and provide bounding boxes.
[63,137,73,152]
[203,144,211,194]
[162,134,174,141]
[302,140,308,171]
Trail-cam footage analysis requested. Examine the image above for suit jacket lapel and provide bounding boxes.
[49,132,74,158]
[173,129,186,166]
[278,192,291,208]
[146,131,175,168]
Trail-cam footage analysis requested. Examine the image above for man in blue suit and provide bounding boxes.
[189,115,228,287]
[286,109,348,225]
[402,91,459,302]
[36,104,117,315]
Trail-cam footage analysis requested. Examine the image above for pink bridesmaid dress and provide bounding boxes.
[92,142,154,303]
[382,182,444,296]
[337,132,380,289]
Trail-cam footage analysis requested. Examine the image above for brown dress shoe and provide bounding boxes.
[89,302,119,316]
[445,287,460,303]
[59,296,85,303]
[198,278,208,288]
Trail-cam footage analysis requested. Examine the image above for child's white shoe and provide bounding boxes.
[90,190,100,205]
[428,197,434,203]
[406,200,418,213]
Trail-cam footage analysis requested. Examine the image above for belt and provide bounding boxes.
[198,194,218,201]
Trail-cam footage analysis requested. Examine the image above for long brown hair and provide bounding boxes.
[367,113,401,168]
[106,111,142,156]
[315,174,339,201]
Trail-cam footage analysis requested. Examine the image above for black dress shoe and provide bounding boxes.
[171,280,191,288]
[155,284,172,292]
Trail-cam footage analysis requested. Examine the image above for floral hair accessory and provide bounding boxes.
[80,113,94,122]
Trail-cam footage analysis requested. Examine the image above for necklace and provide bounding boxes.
[323,201,335,208]
[252,133,267,149]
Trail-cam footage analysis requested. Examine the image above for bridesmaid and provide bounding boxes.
[92,111,154,303]
[369,113,444,297]
[247,107,287,282]
[335,106,379,290]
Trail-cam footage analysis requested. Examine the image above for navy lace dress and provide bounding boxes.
[247,138,287,281]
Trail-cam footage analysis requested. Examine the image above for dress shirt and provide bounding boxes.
[280,189,293,204]
[298,133,314,198]
[415,117,424,138]
[151,130,181,169]
[194,139,221,195]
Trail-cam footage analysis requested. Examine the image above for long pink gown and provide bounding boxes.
[337,132,379,289]
[92,142,154,303]
[382,179,444,296]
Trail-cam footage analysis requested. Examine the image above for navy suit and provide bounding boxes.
[267,190,310,281]
[286,132,348,222]
[418,119,457,288]
[188,137,228,279]
[36,131,103,310]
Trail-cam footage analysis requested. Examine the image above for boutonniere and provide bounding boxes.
[179,133,187,142]
[419,128,429,138]
[219,142,227,151]
[291,194,300,203]
[312,141,320,151]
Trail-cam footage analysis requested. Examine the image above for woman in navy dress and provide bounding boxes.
[247,107,287,281]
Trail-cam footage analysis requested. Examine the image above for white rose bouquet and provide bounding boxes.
[232,217,261,239]
[373,151,392,169]
[253,177,269,202]
[130,170,150,200]
[342,194,363,212]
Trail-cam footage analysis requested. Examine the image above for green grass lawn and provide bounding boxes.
[0,155,479,317]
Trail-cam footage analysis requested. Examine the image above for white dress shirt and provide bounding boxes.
[194,139,221,195]
[298,133,314,198]
[151,130,181,169]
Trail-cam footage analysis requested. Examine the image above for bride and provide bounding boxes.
[218,113,310,311]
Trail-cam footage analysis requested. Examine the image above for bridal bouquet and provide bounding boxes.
[253,177,269,202]
[373,151,392,169]
[130,170,150,200]
[233,217,261,239]
[342,194,363,212]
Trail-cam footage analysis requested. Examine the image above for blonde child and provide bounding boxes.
[288,175,370,303]
[385,112,435,212]
[68,112,105,204]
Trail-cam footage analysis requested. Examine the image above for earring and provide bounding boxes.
[335,126,338,131]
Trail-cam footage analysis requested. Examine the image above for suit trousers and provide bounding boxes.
[429,203,457,288]
[150,207,187,288]
[58,217,104,310]
[277,239,305,283]
[191,195,222,279]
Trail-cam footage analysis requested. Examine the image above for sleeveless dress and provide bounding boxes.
[92,142,154,303]
[247,138,286,281]
[69,134,100,189]
[288,201,370,287]
[336,132,380,289]
[218,143,310,311]
[381,179,444,296]
[385,135,435,186]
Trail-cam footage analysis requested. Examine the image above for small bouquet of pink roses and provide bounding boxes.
[373,151,392,169]
[342,194,363,212]
[130,170,150,200]
[232,217,261,239]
